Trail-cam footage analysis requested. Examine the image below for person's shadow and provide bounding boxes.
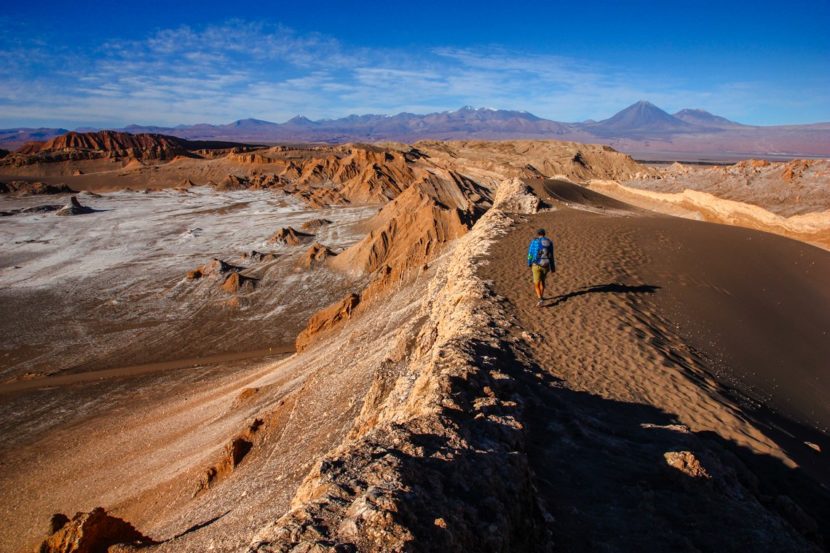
[545,283,659,307]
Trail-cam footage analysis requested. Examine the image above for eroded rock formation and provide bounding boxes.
[299,218,333,232]
[186,258,244,280]
[295,293,360,351]
[268,227,312,246]
[55,196,95,216]
[298,242,337,269]
[36,507,155,553]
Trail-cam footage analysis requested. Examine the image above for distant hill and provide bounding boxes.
[12,130,252,160]
[0,127,69,150]
[3,103,829,158]
[582,100,692,136]
[118,106,573,143]
[673,108,743,128]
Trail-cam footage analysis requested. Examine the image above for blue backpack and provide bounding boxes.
[528,237,554,267]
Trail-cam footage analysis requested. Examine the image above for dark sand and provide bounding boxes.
[514,180,830,434]
[478,180,830,549]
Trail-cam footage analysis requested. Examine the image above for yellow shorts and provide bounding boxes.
[532,264,548,284]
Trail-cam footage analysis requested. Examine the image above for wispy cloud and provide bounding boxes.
[0,19,827,127]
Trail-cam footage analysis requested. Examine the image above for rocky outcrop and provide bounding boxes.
[216,174,250,190]
[185,258,257,294]
[299,218,333,232]
[290,187,350,208]
[297,242,337,269]
[623,158,830,218]
[186,258,243,280]
[36,507,155,552]
[1,204,62,217]
[55,196,95,216]
[782,159,813,182]
[3,131,252,167]
[293,169,493,355]
[243,250,279,263]
[416,140,657,182]
[733,159,771,170]
[664,450,712,479]
[221,272,257,294]
[295,293,360,351]
[289,146,421,204]
[333,171,492,288]
[268,227,312,246]
[195,419,263,495]
[295,170,492,351]
[204,144,430,207]
[0,181,75,195]
[20,130,192,160]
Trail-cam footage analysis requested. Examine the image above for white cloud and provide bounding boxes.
[0,20,827,127]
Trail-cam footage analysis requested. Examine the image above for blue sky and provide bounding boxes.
[1,0,828,128]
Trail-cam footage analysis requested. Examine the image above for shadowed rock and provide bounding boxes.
[56,196,96,216]
[1,204,62,217]
[37,507,155,552]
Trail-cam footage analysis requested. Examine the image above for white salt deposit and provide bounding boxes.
[0,188,377,378]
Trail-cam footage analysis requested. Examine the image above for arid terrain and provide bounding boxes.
[1,133,829,552]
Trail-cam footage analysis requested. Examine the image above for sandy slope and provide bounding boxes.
[493,181,830,434]
[478,181,830,550]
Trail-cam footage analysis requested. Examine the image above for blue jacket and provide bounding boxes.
[527,236,554,267]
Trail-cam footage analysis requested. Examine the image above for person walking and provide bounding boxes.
[527,228,555,307]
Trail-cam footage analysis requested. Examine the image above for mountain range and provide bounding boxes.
[3,101,829,159]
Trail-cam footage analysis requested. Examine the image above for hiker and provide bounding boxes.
[527,228,555,306]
